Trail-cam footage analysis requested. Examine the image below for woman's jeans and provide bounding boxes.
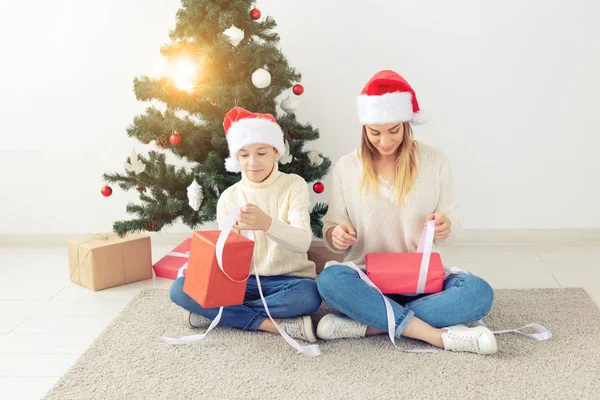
[317,264,494,337]
[170,275,322,331]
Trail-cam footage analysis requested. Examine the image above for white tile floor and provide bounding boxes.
[0,236,599,400]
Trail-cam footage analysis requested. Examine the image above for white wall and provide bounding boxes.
[1,0,599,234]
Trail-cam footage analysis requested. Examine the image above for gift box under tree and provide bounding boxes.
[67,233,152,291]
[153,238,192,280]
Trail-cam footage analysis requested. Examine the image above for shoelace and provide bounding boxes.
[282,319,305,340]
[190,313,209,327]
[445,332,481,352]
[334,319,365,338]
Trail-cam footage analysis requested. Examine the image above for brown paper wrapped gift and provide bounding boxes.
[67,233,152,291]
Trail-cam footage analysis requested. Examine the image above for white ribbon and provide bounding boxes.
[415,220,436,294]
[474,320,552,341]
[163,251,189,278]
[446,268,553,341]
[174,204,255,282]
[214,205,253,283]
[254,258,321,357]
[162,204,321,357]
[161,308,224,345]
[324,261,438,354]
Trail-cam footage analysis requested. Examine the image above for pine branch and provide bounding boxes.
[310,203,329,238]
[114,219,152,237]
[253,17,279,42]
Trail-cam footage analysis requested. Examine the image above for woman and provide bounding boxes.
[316,70,497,355]
[170,107,321,343]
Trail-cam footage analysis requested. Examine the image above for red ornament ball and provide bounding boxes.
[250,8,261,20]
[293,84,304,96]
[101,186,113,197]
[313,181,324,194]
[170,132,181,146]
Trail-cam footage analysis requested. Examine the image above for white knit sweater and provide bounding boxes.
[323,143,462,270]
[216,163,316,279]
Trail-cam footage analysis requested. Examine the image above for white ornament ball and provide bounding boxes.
[223,25,244,47]
[280,96,299,113]
[252,68,271,89]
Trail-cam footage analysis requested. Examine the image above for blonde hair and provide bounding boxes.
[360,122,420,206]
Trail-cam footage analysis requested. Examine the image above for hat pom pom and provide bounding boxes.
[411,110,429,125]
[224,157,241,173]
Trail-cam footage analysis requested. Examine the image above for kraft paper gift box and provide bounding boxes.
[67,233,152,291]
[183,230,254,308]
[153,238,192,280]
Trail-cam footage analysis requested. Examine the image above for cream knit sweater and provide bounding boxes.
[323,143,462,270]
[216,163,316,279]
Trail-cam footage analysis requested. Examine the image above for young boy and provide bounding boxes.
[170,107,321,343]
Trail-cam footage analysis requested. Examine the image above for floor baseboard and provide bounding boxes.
[1,229,599,248]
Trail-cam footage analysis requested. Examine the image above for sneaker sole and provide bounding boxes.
[302,315,318,343]
[184,311,194,328]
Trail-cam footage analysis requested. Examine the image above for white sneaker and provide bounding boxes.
[184,311,210,328]
[441,325,498,355]
[280,316,317,343]
[316,313,368,340]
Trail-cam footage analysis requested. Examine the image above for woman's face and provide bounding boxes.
[364,122,405,156]
[237,144,278,182]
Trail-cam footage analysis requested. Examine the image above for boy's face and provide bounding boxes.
[237,144,279,182]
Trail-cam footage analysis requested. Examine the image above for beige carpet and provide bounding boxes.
[43,288,600,400]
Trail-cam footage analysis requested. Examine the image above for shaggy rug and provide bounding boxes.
[43,288,600,399]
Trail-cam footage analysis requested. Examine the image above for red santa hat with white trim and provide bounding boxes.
[222,107,285,173]
[356,70,428,125]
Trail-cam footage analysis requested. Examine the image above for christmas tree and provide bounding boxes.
[102,0,331,238]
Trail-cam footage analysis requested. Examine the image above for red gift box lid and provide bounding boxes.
[366,252,444,274]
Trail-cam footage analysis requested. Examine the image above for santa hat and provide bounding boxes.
[357,70,428,125]
[222,107,285,173]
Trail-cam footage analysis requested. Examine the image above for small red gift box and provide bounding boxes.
[152,238,191,280]
[366,221,445,295]
[183,211,255,308]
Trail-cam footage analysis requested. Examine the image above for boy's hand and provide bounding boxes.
[234,203,272,231]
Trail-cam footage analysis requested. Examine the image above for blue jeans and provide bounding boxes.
[317,265,494,337]
[170,275,322,331]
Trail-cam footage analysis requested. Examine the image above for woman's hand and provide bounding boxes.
[425,213,451,240]
[328,224,358,251]
[234,204,272,231]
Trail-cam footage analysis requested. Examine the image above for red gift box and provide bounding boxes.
[183,207,255,308]
[152,238,192,280]
[366,221,445,295]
